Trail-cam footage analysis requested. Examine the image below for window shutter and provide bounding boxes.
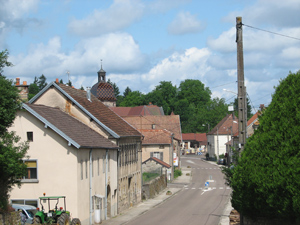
[160,152,163,161]
[150,152,153,158]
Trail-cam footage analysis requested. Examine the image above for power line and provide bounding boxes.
[243,23,300,41]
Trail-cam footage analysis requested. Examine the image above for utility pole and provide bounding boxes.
[236,17,247,152]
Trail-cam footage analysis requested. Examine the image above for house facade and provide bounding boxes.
[207,114,238,159]
[182,133,207,154]
[13,80,143,218]
[9,104,118,225]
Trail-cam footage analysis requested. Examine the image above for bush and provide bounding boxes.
[174,169,182,179]
[231,70,300,222]
[142,172,160,183]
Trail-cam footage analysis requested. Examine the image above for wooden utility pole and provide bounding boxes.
[236,17,247,152]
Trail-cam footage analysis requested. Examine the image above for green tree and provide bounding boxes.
[123,86,132,97]
[0,132,29,210]
[28,83,39,100]
[0,76,21,134]
[0,50,13,76]
[232,97,253,120]
[231,70,300,222]
[177,79,211,107]
[145,81,177,115]
[37,74,47,90]
[120,91,146,107]
[0,50,29,210]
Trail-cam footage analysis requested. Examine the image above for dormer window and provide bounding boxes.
[152,124,155,129]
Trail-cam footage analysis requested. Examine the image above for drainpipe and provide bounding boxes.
[89,149,93,225]
[105,149,108,220]
[171,133,174,181]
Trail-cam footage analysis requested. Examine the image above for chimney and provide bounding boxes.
[86,87,91,102]
[15,78,29,101]
[56,78,59,83]
[259,104,265,111]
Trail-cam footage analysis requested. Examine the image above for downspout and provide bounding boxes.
[89,149,93,225]
[117,140,119,215]
[105,149,108,220]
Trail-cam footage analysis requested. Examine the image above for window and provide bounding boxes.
[80,160,83,180]
[103,155,105,173]
[24,160,37,180]
[152,124,155,129]
[92,158,94,177]
[27,132,33,142]
[151,152,163,161]
[86,160,88,179]
[108,154,110,172]
[11,199,38,208]
[159,145,164,149]
[97,157,100,176]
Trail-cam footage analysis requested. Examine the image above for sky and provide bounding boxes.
[1,0,299,112]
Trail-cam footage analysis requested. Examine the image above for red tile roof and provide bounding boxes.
[122,115,182,141]
[247,111,261,126]
[139,129,172,145]
[91,82,116,101]
[25,104,118,149]
[208,114,238,135]
[142,157,171,168]
[182,133,207,142]
[110,105,164,116]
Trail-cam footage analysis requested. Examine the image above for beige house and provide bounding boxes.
[10,80,143,223]
[119,115,182,180]
[9,104,118,225]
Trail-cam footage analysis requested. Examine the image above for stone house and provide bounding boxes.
[27,80,143,215]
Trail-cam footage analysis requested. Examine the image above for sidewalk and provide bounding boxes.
[101,165,232,225]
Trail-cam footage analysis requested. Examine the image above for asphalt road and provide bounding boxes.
[126,155,231,225]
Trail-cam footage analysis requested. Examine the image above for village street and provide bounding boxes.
[124,155,231,225]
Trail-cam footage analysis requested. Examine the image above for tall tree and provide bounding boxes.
[0,50,13,76]
[123,87,132,98]
[145,81,177,115]
[120,91,146,107]
[232,97,253,120]
[231,70,300,222]
[0,50,29,210]
[37,74,47,90]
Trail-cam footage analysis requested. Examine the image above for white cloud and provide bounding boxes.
[168,11,205,35]
[5,33,147,83]
[224,0,300,28]
[68,0,145,37]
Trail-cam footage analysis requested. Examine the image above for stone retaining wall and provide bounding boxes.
[0,211,21,225]
[142,174,167,200]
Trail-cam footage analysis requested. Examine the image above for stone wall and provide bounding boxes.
[142,160,167,174]
[142,174,167,200]
[0,211,21,225]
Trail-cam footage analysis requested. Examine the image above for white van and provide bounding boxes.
[12,204,37,224]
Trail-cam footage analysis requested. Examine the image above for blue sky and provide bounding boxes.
[1,0,299,112]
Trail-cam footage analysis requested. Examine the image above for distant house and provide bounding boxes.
[142,157,171,176]
[110,103,165,116]
[182,133,207,154]
[207,114,238,159]
[9,103,118,224]
[114,115,182,180]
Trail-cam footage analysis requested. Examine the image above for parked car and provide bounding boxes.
[12,204,37,224]
[218,158,226,165]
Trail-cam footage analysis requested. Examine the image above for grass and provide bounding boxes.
[142,172,160,183]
